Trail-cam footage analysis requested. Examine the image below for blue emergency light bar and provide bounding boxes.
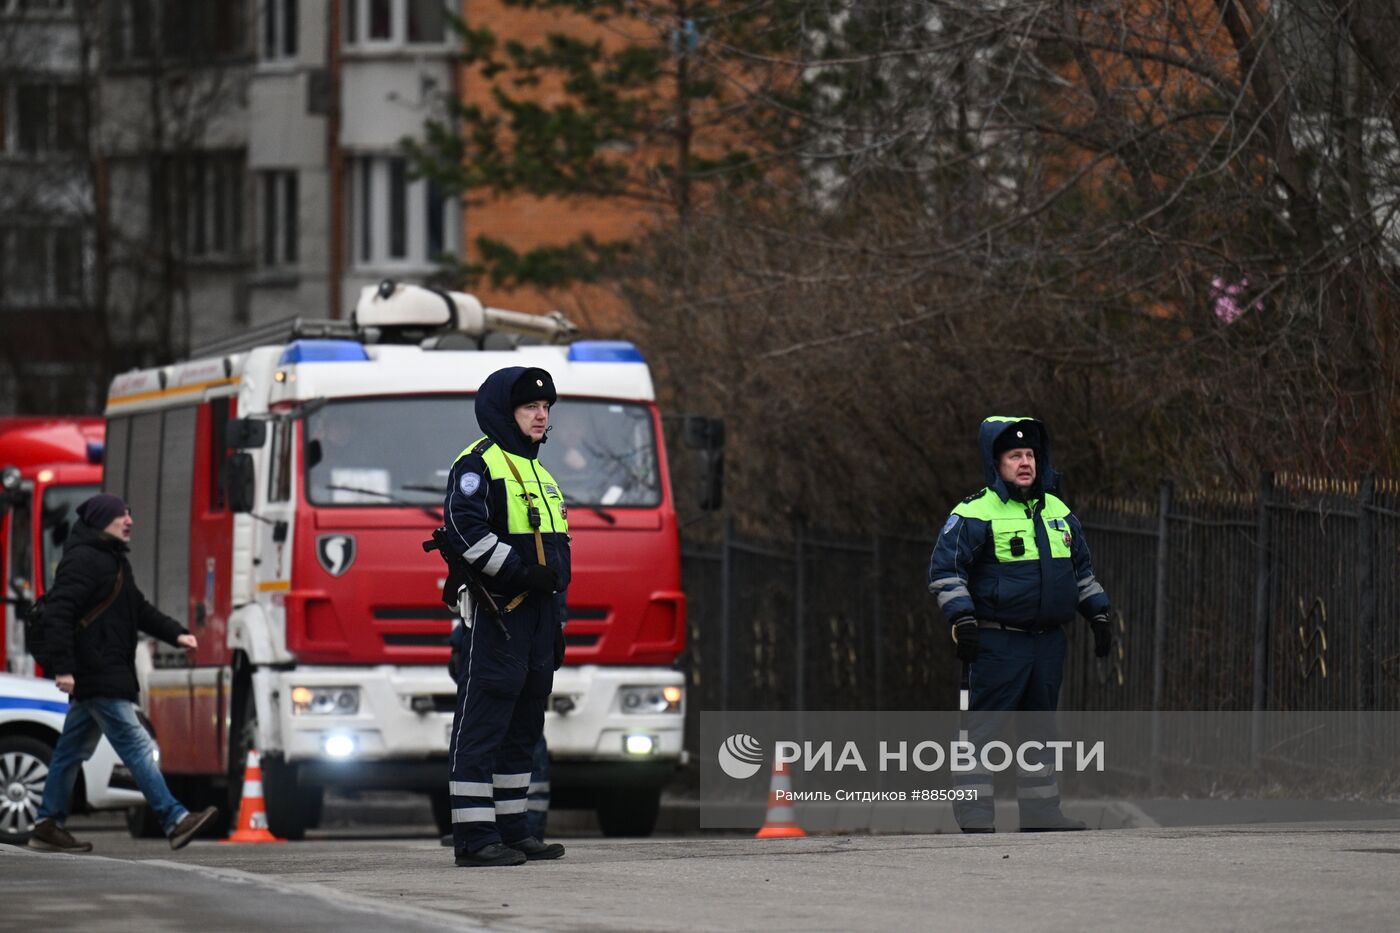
[278,340,371,365]
[567,340,645,363]
[86,440,104,465]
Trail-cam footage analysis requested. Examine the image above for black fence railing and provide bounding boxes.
[680,473,1400,752]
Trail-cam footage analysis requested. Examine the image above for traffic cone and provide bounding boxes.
[755,756,807,839]
[221,750,286,844]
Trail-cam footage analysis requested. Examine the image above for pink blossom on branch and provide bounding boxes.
[1210,276,1263,325]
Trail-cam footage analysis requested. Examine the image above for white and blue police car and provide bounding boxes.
[0,673,152,845]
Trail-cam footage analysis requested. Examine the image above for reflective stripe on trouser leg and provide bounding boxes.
[953,768,995,829]
[526,735,550,840]
[496,688,548,845]
[1014,721,1064,824]
[447,614,519,855]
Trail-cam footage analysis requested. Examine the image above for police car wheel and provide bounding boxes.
[595,787,660,838]
[0,735,52,845]
[125,802,164,838]
[428,788,453,837]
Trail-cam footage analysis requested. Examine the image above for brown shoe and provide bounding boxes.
[27,819,93,853]
[169,806,219,850]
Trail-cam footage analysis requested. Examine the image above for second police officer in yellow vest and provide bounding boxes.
[444,367,570,866]
[928,416,1112,833]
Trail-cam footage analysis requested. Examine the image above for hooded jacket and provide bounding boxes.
[42,520,189,701]
[443,367,571,606]
[927,417,1110,630]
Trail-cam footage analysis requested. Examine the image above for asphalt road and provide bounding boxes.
[5,814,1400,931]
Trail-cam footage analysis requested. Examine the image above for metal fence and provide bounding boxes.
[680,473,1400,749]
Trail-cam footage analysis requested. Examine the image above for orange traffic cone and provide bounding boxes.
[755,755,807,839]
[221,750,286,844]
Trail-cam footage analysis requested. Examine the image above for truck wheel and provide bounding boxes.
[125,803,164,838]
[0,734,51,845]
[261,755,316,841]
[596,787,660,837]
[428,788,453,837]
[228,692,318,840]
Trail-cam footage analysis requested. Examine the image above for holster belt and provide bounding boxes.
[977,620,1056,635]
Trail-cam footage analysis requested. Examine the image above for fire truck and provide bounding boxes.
[102,282,711,839]
[0,418,152,843]
[1,417,105,675]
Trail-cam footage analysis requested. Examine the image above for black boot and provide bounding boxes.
[507,836,565,860]
[1021,813,1086,832]
[959,826,996,835]
[455,842,528,866]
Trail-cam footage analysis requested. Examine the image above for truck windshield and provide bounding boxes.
[304,396,661,509]
[41,484,98,591]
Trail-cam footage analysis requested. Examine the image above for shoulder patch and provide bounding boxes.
[458,472,482,496]
[941,515,959,536]
[961,489,987,504]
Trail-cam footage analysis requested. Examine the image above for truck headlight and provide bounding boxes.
[322,733,358,759]
[623,734,657,756]
[291,686,360,716]
[618,685,682,714]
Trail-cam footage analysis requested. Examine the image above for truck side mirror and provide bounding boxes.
[682,415,725,451]
[226,418,267,450]
[225,453,256,513]
[698,450,724,512]
[681,416,725,511]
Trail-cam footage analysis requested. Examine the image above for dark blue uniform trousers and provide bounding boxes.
[448,595,555,855]
[953,626,1069,830]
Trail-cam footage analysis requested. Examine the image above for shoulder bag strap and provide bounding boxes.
[79,565,125,629]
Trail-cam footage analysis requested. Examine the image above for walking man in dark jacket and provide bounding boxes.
[928,417,1112,832]
[28,493,218,853]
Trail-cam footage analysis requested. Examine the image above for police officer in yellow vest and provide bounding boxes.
[928,416,1112,832]
[444,367,570,866]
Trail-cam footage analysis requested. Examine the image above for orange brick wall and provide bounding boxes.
[456,0,660,328]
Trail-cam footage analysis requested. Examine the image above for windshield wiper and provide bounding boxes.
[586,506,617,524]
[402,481,617,524]
[324,484,443,521]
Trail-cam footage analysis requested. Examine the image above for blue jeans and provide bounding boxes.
[37,697,188,836]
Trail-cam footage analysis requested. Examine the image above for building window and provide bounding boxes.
[107,0,247,65]
[105,0,154,63]
[0,226,86,308]
[343,0,447,48]
[260,170,298,267]
[406,0,442,43]
[347,155,458,268]
[4,83,83,154]
[388,158,406,259]
[262,0,296,60]
[0,0,73,14]
[151,152,245,260]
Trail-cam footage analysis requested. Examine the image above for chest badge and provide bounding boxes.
[317,534,357,577]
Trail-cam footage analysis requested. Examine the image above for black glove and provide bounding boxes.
[952,619,980,663]
[523,564,559,594]
[1090,614,1112,659]
[554,624,566,670]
